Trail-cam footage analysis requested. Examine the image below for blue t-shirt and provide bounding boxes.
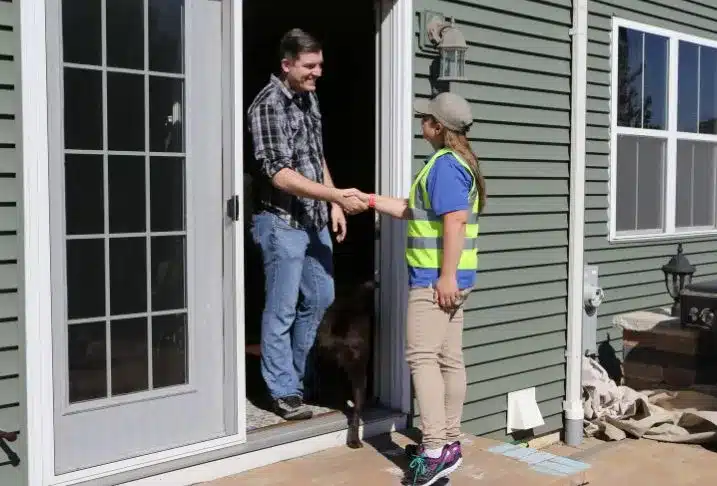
[408,152,477,290]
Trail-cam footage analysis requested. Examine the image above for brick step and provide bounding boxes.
[622,319,717,390]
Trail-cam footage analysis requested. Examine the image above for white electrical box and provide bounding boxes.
[582,265,604,357]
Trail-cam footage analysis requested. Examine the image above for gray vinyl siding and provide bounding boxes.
[412,0,572,440]
[586,0,717,362]
[0,0,23,484]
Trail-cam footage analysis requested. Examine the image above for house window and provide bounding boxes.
[610,19,717,241]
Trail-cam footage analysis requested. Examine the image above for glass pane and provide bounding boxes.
[150,157,185,231]
[617,28,644,128]
[62,0,101,65]
[149,77,184,152]
[108,156,146,233]
[65,155,104,235]
[616,136,637,231]
[440,50,456,79]
[67,239,105,319]
[151,236,186,311]
[457,50,465,78]
[64,68,103,150]
[699,46,717,134]
[636,137,665,230]
[111,318,149,395]
[149,0,185,74]
[643,33,668,130]
[676,141,694,227]
[615,135,665,232]
[678,41,699,132]
[109,237,147,315]
[68,322,107,403]
[107,72,145,151]
[693,144,716,226]
[676,140,717,228]
[152,313,187,388]
[106,0,144,70]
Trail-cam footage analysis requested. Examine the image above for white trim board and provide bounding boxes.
[608,17,717,242]
[19,0,415,484]
[229,0,247,444]
[19,0,53,484]
[376,0,413,414]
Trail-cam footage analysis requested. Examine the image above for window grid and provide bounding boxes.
[64,61,185,79]
[641,31,645,129]
[66,231,186,240]
[101,0,111,399]
[68,309,188,326]
[610,18,717,241]
[144,0,153,391]
[697,47,702,133]
[61,0,188,403]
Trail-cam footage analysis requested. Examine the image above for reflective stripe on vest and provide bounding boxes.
[405,148,480,271]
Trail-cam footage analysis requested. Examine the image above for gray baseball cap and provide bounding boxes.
[414,92,474,133]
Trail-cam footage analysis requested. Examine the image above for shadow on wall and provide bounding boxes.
[598,335,624,385]
[429,57,450,95]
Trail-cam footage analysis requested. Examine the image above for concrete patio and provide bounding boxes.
[202,429,717,485]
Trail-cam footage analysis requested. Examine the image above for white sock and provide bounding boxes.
[425,447,443,459]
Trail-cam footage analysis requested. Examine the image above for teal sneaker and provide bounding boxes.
[402,443,462,486]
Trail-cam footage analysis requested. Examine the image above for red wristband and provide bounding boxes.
[368,193,376,209]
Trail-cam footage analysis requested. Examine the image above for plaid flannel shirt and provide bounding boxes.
[247,74,328,230]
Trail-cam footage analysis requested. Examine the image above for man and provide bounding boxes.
[247,28,366,420]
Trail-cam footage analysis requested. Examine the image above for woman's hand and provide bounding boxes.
[342,189,411,220]
[434,274,462,313]
[333,188,368,215]
[342,188,370,204]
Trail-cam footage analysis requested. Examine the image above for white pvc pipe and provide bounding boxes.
[564,0,589,447]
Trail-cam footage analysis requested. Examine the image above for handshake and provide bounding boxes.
[332,188,371,215]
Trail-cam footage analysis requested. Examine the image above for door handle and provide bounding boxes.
[226,195,240,222]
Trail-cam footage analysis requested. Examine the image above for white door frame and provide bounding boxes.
[20,0,413,484]
[375,0,413,415]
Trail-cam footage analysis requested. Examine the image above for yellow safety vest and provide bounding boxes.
[405,148,480,271]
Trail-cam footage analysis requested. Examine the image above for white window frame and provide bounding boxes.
[609,17,717,242]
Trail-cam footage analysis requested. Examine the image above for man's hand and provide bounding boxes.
[341,189,411,220]
[434,274,462,314]
[333,188,368,215]
[342,189,370,204]
[330,203,348,242]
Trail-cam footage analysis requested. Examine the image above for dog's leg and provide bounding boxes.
[305,350,316,403]
[346,366,367,449]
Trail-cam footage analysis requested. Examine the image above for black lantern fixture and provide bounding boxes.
[422,13,468,82]
[661,243,696,317]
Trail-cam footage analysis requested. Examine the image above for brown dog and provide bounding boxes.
[309,280,375,449]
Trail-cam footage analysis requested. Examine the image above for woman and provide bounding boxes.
[347,92,486,486]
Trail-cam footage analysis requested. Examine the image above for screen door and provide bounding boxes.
[47,0,233,473]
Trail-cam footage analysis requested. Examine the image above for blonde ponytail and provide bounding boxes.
[444,130,486,213]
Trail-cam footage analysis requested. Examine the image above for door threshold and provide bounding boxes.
[247,409,343,434]
[246,406,392,445]
[77,408,405,486]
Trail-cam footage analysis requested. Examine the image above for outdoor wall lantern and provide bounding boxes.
[661,243,696,317]
[419,11,468,82]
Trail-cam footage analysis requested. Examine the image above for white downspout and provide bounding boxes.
[564,0,588,446]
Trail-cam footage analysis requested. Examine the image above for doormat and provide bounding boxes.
[487,442,591,478]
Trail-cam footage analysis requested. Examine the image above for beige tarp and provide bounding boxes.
[582,356,717,443]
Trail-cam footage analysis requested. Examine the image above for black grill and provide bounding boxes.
[681,279,717,331]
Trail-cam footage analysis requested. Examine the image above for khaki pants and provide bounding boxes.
[406,287,468,450]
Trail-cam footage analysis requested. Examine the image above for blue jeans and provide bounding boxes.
[251,211,335,400]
